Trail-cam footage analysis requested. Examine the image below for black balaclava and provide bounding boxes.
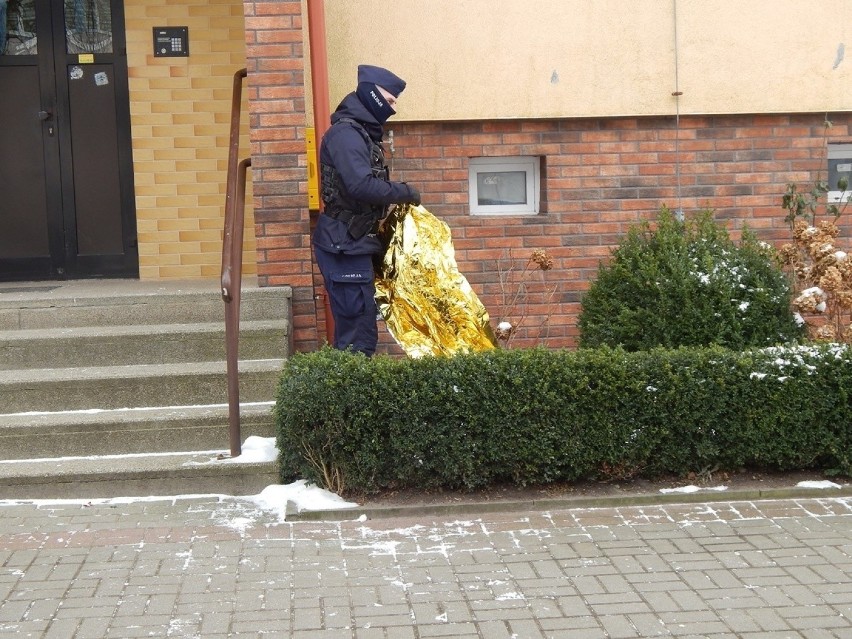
[356,82,396,124]
[353,65,406,124]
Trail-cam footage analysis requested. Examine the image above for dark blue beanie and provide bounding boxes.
[357,64,406,97]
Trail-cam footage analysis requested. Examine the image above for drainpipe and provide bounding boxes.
[307,0,335,345]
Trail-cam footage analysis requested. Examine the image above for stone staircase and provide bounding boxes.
[0,279,291,499]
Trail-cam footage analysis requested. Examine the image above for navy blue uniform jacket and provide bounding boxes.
[313,92,415,256]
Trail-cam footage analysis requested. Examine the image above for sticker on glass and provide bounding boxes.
[70,66,84,80]
[94,72,109,86]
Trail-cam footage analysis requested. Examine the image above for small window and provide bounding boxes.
[827,143,852,204]
[469,156,541,215]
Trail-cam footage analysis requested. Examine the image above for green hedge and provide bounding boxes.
[578,209,803,350]
[274,345,851,494]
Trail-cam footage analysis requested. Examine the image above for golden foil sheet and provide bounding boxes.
[375,204,498,357]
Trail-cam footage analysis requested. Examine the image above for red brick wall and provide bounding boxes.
[242,6,852,353]
[243,1,319,351]
[384,114,852,351]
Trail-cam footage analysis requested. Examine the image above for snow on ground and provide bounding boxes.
[0,480,357,522]
[0,437,358,523]
[660,485,728,494]
[246,481,358,519]
[797,480,842,489]
[218,437,358,517]
[222,435,278,463]
[0,436,847,526]
[660,480,846,494]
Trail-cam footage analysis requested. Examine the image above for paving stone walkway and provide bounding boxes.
[0,495,850,638]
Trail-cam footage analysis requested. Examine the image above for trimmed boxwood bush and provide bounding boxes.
[578,208,804,351]
[275,344,851,494]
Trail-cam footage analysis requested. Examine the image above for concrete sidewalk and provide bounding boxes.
[1,494,850,638]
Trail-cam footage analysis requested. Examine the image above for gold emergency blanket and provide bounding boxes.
[375,204,498,358]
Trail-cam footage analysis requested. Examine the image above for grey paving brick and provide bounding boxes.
[800,629,849,639]
[548,628,609,639]
[505,618,547,637]
[705,592,765,611]
[383,626,418,639]
[570,574,606,595]
[73,616,111,639]
[626,612,668,636]
[713,607,763,633]
[747,606,794,631]
[0,620,50,637]
[665,620,731,635]
[525,598,563,619]
[292,605,322,631]
[353,604,413,622]
[42,618,80,639]
[20,599,63,622]
[471,619,513,638]
[417,621,480,636]
[196,612,232,635]
[598,613,641,638]
[470,606,535,622]
[520,584,578,599]
[555,595,593,617]
[0,496,849,639]
[778,605,851,627]
[639,590,682,612]
[704,568,749,589]
[0,599,31,622]
[668,588,708,612]
[677,569,719,591]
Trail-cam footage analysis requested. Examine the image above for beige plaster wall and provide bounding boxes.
[323,0,851,120]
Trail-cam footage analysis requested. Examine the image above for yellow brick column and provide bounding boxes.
[124,0,256,280]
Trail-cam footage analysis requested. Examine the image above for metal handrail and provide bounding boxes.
[221,68,249,458]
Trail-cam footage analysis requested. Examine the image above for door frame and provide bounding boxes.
[0,0,137,281]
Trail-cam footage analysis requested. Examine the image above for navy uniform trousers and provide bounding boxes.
[314,246,379,356]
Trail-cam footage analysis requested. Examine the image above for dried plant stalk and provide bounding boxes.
[494,249,558,347]
[781,219,852,343]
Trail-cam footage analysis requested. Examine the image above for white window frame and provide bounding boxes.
[827,143,852,204]
[468,156,541,215]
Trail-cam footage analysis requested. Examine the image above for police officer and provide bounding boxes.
[313,64,421,356]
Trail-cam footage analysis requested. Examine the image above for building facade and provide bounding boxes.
[2,0,850,352]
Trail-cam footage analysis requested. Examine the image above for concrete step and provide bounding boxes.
[0,278,291,498]
[0,320,289,370]
[0,449,280,499]
[0,402,276,459]
[0,359,284,413]
[0,279,292,330]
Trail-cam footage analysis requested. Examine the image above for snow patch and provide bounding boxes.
[660,485,728,494]
[796,480,842,490]
[496,592,526,601]
[245,481,358,520]
[222,436,278,464]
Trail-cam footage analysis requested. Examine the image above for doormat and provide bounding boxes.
[0,286,60,294]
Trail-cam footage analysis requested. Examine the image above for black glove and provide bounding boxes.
[404,184,421,206]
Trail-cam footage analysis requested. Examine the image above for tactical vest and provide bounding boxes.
[320,118,390,239]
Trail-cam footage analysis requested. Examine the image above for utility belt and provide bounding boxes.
[323,208,358,224]
[321,159,386,239]
[323,207,381,240]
